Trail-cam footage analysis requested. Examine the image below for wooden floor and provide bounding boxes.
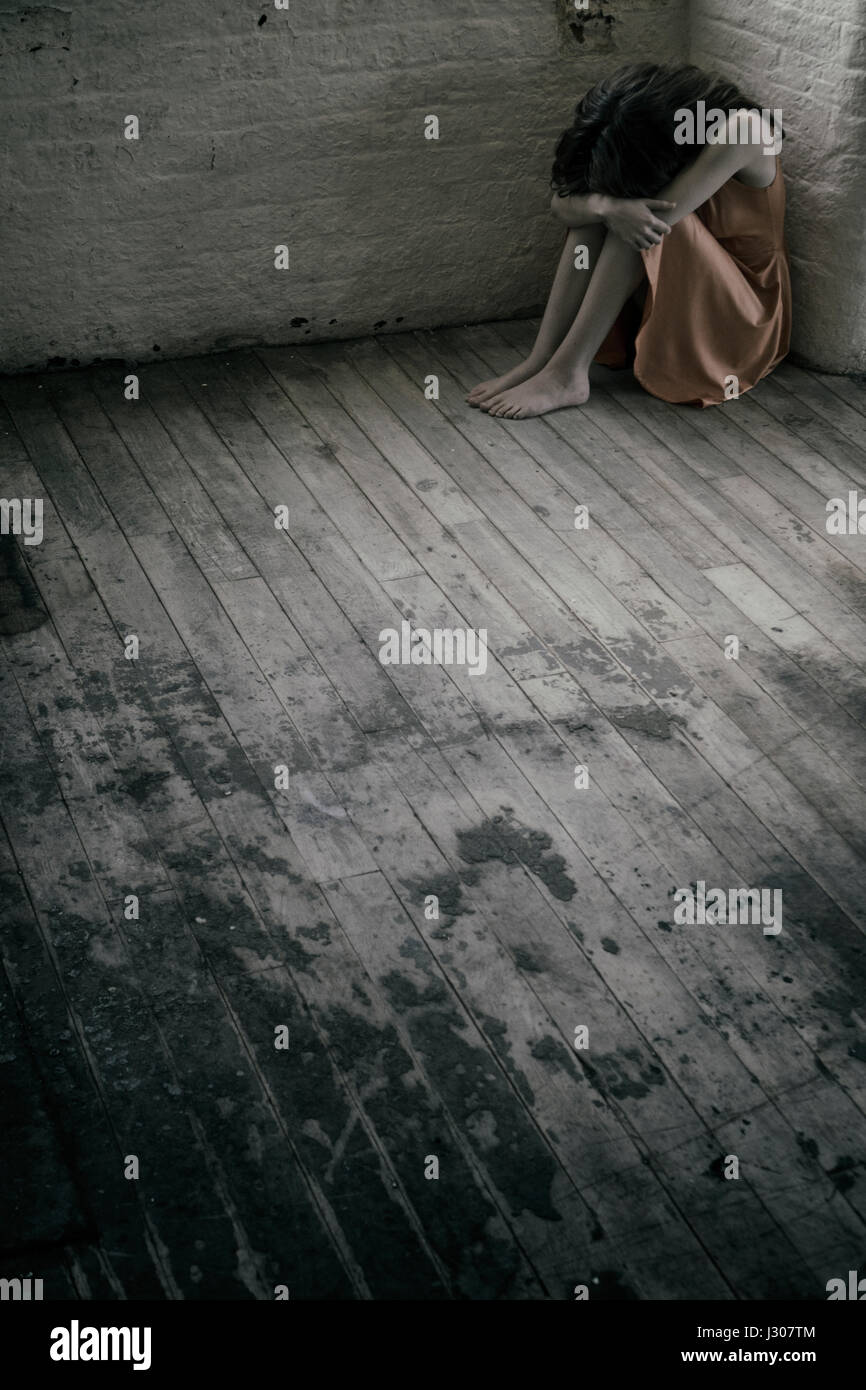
[2,323,866,1300]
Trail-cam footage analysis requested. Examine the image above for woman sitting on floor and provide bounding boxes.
[468,63,791,417]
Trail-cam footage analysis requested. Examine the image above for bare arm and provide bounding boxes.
[549,191,611,227]
[553,190,677,249]
[634,112,778,231]
[551,115,774,248]
[649,128,766,228]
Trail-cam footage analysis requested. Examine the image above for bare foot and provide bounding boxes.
[482,368,590,418]
[466,358,545,407]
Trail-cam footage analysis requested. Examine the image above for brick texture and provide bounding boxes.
[5,2,861,375]
[0,0,687,371]
[690,0,866,373]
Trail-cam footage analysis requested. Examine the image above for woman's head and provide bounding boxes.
[551,63,771,199]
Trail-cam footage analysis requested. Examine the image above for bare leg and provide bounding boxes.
[466,223,606,405]
[484,232,646,418]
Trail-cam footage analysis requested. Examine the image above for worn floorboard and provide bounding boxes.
[1,323,864,1299]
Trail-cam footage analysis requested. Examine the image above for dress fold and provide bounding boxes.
[595,157,792,407]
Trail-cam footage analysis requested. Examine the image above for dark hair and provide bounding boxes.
[551,63,778,199]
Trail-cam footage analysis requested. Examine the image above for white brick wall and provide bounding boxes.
[4,1,861,374]
[689,0,866,373]
[1,0,687,371]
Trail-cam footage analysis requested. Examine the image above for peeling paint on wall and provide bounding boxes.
[557,1,618,53]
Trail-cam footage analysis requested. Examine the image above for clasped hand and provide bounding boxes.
[601,197,676,250]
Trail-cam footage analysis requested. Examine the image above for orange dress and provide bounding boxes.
[595,155,792,407]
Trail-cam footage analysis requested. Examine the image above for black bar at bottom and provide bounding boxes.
[1,1298,860,1377]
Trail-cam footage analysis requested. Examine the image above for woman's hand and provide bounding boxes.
[600,198,677,250]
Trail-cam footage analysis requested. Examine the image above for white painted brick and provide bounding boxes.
[3,0,861,375]
[0,0,686,369]
[691,0,866,371]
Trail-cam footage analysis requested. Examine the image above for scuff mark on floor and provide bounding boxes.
[604,704,683,740]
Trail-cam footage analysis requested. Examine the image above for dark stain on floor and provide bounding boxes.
[512,946,544,973]
[281,938,317,973]
[237,844,303,881]
[299,920,332,944]
[706,1154,727,1181]
[476,1012,534,1105]
[796,1133,819,1162]
[401,869,470,929]
[530,1033,579,1080]
[582,1047,667,1102]
[456,815,576,902]
[827,1155,858,1193]
[604,705,681,740]
[317,1003,528,1297]
[121,767,173,804]
[379,968,561,1223]
[559,715,595,736]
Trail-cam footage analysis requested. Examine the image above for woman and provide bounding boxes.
[468,64,791,417]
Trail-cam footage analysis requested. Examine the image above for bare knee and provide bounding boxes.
[565,223,607,247]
